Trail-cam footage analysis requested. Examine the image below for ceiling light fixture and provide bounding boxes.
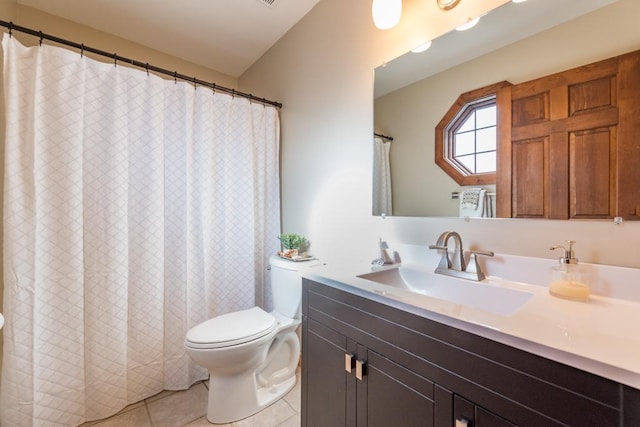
[372,0,402,30]
[455,16,480,31]
[512,0,528,3]
[411,41,433,53]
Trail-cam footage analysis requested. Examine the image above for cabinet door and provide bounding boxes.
[358,347,436,427]
[303,318,356,427]
[498,55,622,219]
[454,394,516,427]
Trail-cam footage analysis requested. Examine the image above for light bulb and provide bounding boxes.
[411,41,432,53]
[455,16,480,31]
[372,0,402,30]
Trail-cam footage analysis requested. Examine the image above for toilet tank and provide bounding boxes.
[269,254,319,319]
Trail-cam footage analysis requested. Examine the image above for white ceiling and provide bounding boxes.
[17,0,321,78]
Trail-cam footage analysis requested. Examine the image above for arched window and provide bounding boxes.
[435,82,511,186]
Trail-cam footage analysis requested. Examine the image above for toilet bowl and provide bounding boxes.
[184,254,319,424]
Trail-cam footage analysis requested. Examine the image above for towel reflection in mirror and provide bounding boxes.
[458,187,495,218]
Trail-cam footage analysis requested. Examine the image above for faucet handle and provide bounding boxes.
[470,249,494,257]
[429,243,450,270]
[465,250,494,281]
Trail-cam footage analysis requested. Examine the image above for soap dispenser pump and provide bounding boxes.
[549,240,589,301]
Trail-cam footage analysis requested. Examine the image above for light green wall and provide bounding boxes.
[240,0,640,269]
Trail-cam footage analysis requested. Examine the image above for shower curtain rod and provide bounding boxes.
[0,20,283,109]
[374,132,394,141]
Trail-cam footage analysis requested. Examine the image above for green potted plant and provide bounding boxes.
[277,233,309,259]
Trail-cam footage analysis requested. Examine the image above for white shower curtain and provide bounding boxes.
[372,136,392,216]
[1,34,281,426]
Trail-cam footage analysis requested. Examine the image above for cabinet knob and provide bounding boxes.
[356,359,365,381]
[455,417,470,427]
[345,354,355,373]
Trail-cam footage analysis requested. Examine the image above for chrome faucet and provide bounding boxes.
[428,231,494,281]
[429,231,466,272]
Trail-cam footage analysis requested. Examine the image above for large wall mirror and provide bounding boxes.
[373,0,639,218]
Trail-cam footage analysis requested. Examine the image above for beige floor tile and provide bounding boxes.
[147,382,208,427]
[182,415,232,426]
[283,376,301,413]
[78,376,299,427]
[91,406,151,427]
[276,413,301,427]
[231,400,295,427]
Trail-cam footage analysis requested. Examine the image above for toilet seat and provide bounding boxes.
[185,307,277,349]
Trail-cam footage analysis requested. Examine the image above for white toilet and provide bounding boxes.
[184,254,319,424]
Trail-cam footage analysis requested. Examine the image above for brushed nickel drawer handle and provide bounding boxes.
[345,353,355,373]
[355,359,365,381]
[455,417,470,427]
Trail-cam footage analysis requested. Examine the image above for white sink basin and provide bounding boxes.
[358,266,533,316]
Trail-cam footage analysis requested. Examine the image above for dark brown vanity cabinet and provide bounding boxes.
[304,316,442,427]
[301,278,640,427]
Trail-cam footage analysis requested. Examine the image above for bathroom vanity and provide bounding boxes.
[301,261,640,427]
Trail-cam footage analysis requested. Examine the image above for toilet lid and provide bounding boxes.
[185,306,277,348]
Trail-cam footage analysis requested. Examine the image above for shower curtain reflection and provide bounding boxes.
[373,136,393,216]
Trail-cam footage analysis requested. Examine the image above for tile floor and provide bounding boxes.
[80,368,301,427]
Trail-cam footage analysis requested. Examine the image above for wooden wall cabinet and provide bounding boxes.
[302,278,640,427]
[496,50,640,219]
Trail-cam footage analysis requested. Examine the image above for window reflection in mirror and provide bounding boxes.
[452,102,497,175]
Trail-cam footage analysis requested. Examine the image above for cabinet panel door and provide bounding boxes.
[360,349,435,427]
[616,51,640,219]
[624,386,640,426]
[454,395,516,427]
[511,137,547,217]
[476,406,517,427]
[501,55,620,219]
[304,318,356,427]
[569,127,615,218]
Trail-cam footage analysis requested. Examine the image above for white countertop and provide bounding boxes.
[303,255,640,390]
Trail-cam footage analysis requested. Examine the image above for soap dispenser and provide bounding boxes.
[549,240,590,301]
